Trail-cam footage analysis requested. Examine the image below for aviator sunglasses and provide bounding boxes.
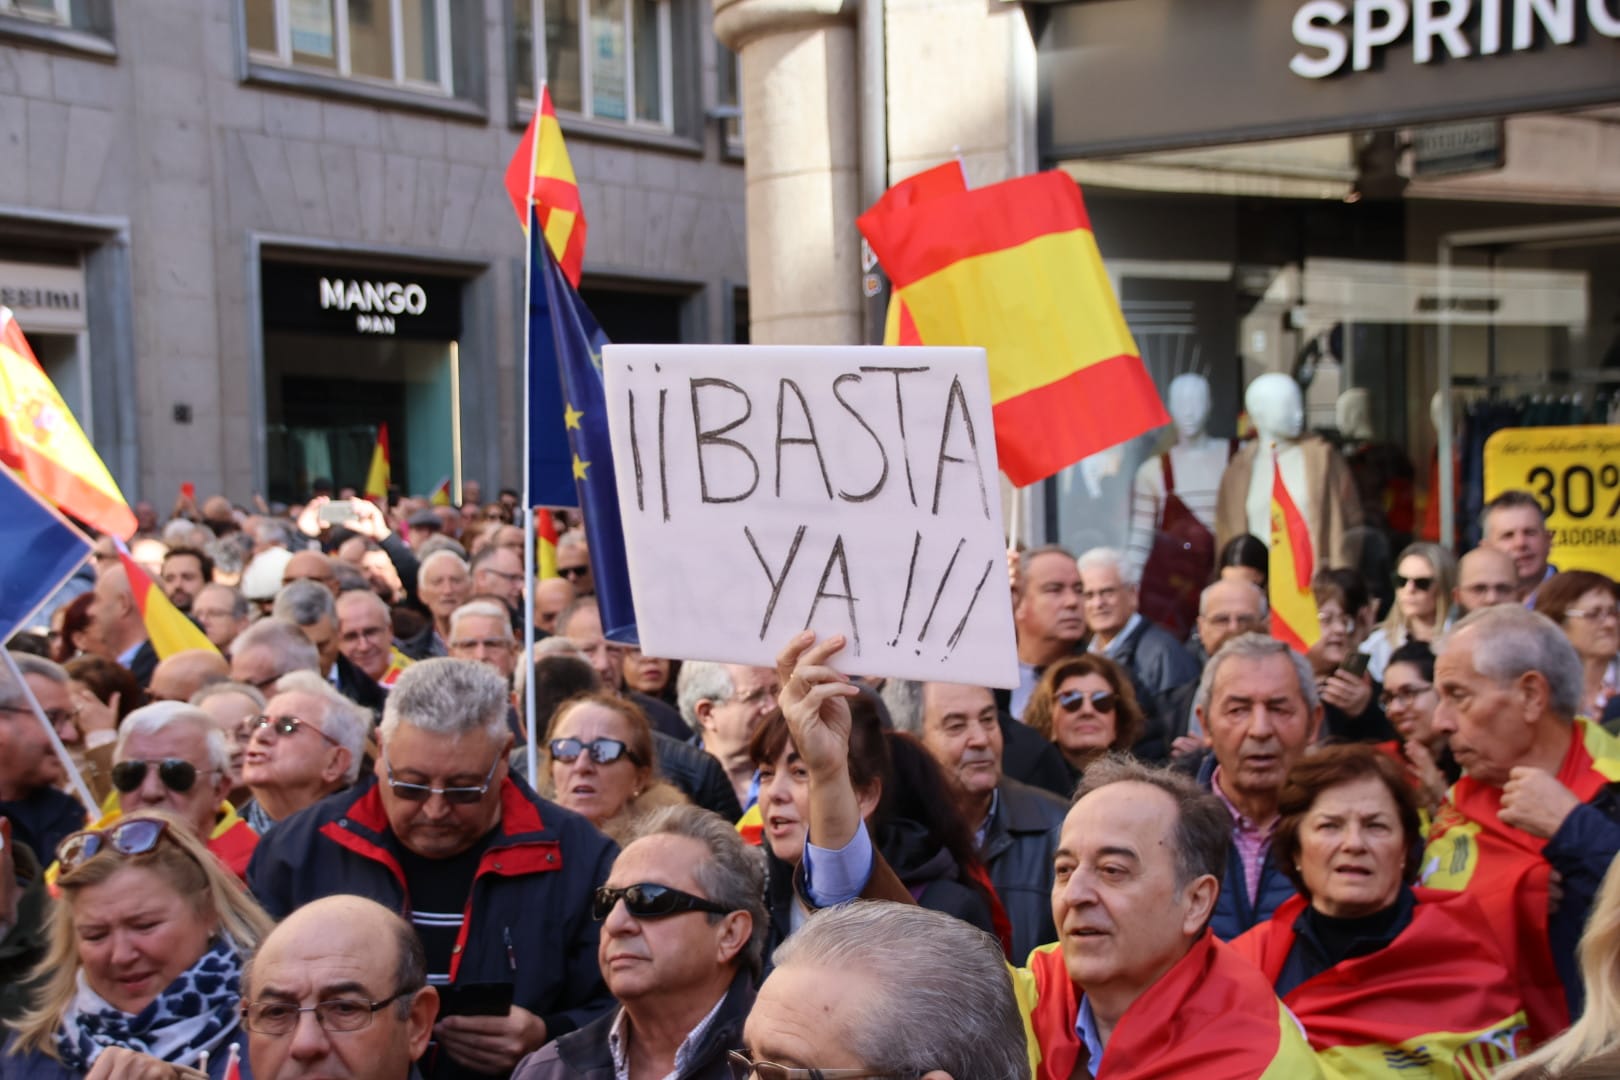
[549,737,642,766]
[592,882,735,921]
[110,758,212,795]
[1057,689,1117,714]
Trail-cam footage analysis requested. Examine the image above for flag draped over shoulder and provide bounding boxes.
[858,169,1168,487]
[504,85,587,287]
[1230,890,1529,1078]
[1422,718,1620,1043]
[0,307,136,539]
[0,465,93,641]
[115,541,219,659]
[364,423,390,500]
[533,233,638,644]
[536,508,559,579]
[1013,934,1321,1080]
[1268,456,1321,652]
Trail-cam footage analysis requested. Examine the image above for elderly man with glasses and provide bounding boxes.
[249,658,617,1080]
[239,671,372,836]
[0,653,84,860]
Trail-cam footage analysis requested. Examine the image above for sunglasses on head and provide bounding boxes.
[1394,574,1435,592]
[110,758,211,795]
[592,882,733,921]
[56,817,171,873]
[549,737,640,766]
[1057,689,1117,714]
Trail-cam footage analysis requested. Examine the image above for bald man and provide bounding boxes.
[148,650,230,704]
[284,550,340,597]
[86,565,158,687]
[243,895,438,1080]
[1455,547,1519,616]
[535,577,575,636]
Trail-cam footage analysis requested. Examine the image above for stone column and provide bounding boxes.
[713,0,863,345]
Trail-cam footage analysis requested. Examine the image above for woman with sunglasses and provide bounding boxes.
[1023,654,1144,787]
[4,812,272,1080]
[1358,542,1456,685]
[1534,570,1620,723]
[538,694,688,844]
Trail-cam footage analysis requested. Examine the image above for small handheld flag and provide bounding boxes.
[364,423,390,501]
[536,508,560,579]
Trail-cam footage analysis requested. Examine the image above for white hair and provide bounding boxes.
[1195,632,1319,717]
[1437,606,1584,720]
[1077,546,1138,588]
[417,549,469,579]
[449,600,514,641]
[381,657,509,742]
[1198,579,1269,619]
[674,661,735,728]
[231,617,320,677]
[117,701,232,775]
[270,671,373,783]
[272,579,336,628]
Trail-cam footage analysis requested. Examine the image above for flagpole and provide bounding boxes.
[2,648,97,814]
[519,42,547,786]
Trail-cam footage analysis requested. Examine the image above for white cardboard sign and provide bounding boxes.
[603,344,1019,689]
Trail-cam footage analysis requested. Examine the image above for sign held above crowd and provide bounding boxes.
[604,344,1019,688]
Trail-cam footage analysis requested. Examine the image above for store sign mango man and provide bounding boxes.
[603,344,1019,688]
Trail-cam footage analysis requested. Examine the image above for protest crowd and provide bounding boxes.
[0,462,1617,1080]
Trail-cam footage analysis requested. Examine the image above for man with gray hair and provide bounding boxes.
[1161,579,1271,762]
[0,653,82,858]
[231,614,321,695]
[249,657,616,1080]
[193,582,252,652]
[513,805,764,1080]
[273,579,386,711]
[676,661,780,808]
[1423,604,1620,1041]
[448,599,521,685]
[1077,547,1199,740]
[741,902,1029,1080]
[1191,633,1322,939]
[240,670,372,835]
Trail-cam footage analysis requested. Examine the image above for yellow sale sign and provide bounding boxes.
[1483,426,1620,578]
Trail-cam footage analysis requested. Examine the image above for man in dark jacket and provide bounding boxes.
[905,680,1067,961]
[1077,547,1200,730]
[0,654,86,860]
[249,658,616,1080]
[511,805,762,1080]
[1192,634,1322,940]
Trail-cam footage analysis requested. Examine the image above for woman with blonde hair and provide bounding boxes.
[1359,541,1456,683]
[1495,857,1620,1079]
[3,811,272,1080]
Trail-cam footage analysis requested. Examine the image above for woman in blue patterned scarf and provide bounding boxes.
[3,811,271,1080]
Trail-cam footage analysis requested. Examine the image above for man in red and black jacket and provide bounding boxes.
[249,658,616,1080]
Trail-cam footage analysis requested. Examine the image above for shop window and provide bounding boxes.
[245,0,453,96]
[514,0,674,132]
[714,42,742,155]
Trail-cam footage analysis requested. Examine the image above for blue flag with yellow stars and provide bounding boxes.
[533,224,640,645]
[526,209,581,509]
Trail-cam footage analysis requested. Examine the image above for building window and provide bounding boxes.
[245,0,453,95]
[515,0,674,131]
[715,42,742,153]
[1,0,69,25]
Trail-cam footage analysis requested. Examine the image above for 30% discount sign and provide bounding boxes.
[1484,426,1620,577]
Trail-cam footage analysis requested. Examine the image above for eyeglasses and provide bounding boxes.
[1394,574,1435,592]
[1203,613,1259,630]
[1318,614,1355,632]
[56,817,171,873]
[1460,582,1516,599]
[243,715,342,747]
[1080,586,1122,603]
[241,991,413,1035]
[592,882,735,921]
[729,685,779,708]
[549,737,641,766]
[0,704,79,728]
[1056,689,1116,714]
[110,758,214,795]
[1379,683,1434,709]
[726,1052,903,1080]
[1566,606,1620,623]
[382,751,501,805]
[557,565,590,580]
[451,637,515,652]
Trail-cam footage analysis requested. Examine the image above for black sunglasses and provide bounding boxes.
[550,737,640,766]
[110,758,211,794]
[1394,574,1435,592]
[382,751,500,806]
[592,882,733,921]
[1056,689,1117,714]
[56,817,171,873]
[557,565,590,579]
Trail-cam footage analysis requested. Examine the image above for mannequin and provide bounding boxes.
[1127,374,1231,637]
[1216,373,1362,571]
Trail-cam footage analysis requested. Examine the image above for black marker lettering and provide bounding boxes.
[889,531,922,646]
[691,378,759,504]
[805,534,860,654]
[628,387,645,513]
[746,524,805,641]
[945,559,995,654]
[917,537,965,642]
[832,372,888,503]
[657,387,670,523]
[859,365,929,507]
[774,378,833,499]
[931,375,989,519]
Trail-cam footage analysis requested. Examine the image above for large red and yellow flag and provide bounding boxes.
[114,542,219,659]
[363,423,390,501]
[0,308,136,539]
[504,85,587,286]
[536,507,560,579]
[859,168,1168,487]
[1269,456,1321,652]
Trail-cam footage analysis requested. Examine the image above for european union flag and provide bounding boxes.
[0,463,93,641]
[533,223,639,645]
[526,211,582,509]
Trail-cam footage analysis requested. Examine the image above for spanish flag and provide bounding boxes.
[428,476,451,506]
[114,541,219,659]
[504,85,587,286]
[1268,455,1321,652]
[0,307,136,539]
[859,169,1168,487]
[1013,933,1322,1079]
[536,507,559,579]
[363,423,390,501]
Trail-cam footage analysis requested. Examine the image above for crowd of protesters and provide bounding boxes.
[2,479,1619,1080]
